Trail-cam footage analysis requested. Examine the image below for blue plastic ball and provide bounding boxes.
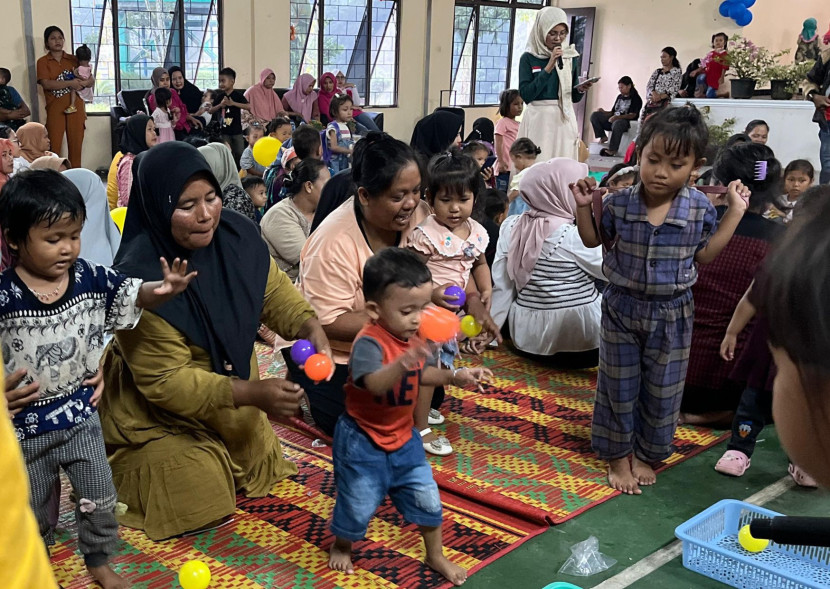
[444,285,466,308]
[290,339,316,365]
[735,9,753,26]
[718,1,733,17]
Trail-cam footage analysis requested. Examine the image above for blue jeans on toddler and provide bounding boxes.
[330,414,443,541]
[695,73,717,98]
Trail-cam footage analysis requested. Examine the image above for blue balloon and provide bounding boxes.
[735,9,753,26]
[728,3,745,19]
[718,1,732,17]
[741,0,756,7]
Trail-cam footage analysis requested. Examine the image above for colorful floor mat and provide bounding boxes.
[50,427,545,588]
[427,348,729,525]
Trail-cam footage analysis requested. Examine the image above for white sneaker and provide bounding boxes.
[420,428,453,456]
[427,409,445,425]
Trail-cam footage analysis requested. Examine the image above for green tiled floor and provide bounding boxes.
[465,428,830,588]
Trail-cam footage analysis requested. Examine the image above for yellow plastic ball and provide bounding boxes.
[110,207,127,234]
[738,524,769,553]
[252,136,282,167]
[179,560,211,589]
[460,314,483,338]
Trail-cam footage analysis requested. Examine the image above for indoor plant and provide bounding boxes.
[766,59,815,100]
[723,35,785,99]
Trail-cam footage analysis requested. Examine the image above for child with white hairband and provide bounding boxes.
[600,164,638,194]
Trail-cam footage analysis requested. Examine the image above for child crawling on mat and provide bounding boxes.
[327,248,492,585]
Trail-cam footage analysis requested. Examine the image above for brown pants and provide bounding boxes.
[45,95,86,169]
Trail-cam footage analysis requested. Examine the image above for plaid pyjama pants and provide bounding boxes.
[591,285,694,463]
[20,412,119,567]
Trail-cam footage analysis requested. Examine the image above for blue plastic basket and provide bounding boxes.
[675,500,830,589]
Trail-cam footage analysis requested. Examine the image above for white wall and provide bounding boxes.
[7,0,827,170]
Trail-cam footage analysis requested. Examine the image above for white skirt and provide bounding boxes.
[508,295,602,356]
[517,99,580,162]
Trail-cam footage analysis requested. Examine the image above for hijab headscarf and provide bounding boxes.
[526,7,577,59]
[410,111,463,158]
[168,66,203,114]
[316,72,338,121]
[29,155,69,171]
[245,68,283,122]
[145,67,190,132]
[144,67,168,107]
[801,18,818,42]
[119,114,152,156]
[507,158,587,291]
[283,73,318,122]
[198,143,243,191]
[113,142,270,379]
[17,122,53,163]
[63,168,121,267]
[464,118,495,145]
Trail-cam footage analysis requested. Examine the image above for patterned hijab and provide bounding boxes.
[508,158,587,291]
[113,142,270,378]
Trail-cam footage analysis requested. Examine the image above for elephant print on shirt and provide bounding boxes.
[25,336,79,382]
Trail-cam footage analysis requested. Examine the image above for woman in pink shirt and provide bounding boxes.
[494,89,522,192]
[293,134,498,436]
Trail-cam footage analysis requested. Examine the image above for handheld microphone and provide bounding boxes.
[750,516,830,547]
[557,55,563,70]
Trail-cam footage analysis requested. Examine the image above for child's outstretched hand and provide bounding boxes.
[154,257,198,296]
[452,367,494,391]
[726,180,750,213]
[569,176,601,208]
[432,283,462,310]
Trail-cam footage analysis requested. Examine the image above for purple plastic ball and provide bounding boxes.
[444,285,466,308]
[291,339,316,365]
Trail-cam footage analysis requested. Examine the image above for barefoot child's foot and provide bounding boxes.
[328,537,355,574]
[425,553,467,586]
[631,455,657,486]
[607,456,641,494]
[87,563,129,589]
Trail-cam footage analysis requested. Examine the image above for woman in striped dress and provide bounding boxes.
[490,158,604,361]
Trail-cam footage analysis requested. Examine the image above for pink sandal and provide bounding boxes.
[715,450,751,476]
[788,463,819,488]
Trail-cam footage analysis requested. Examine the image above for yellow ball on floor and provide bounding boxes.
[179,559,211,589]
[738,524,769,553]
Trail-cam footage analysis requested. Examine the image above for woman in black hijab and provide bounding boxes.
[464,117,495,146]
[410,110,463,159]
[168,66,204,120]
[99,141,331,540]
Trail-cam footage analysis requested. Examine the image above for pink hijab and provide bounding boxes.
[507,158,588,291]
[245,68,283,121]
[283,73,318,122]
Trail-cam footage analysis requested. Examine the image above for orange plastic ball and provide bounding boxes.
[419,306,460,342]
[304,353,333,382]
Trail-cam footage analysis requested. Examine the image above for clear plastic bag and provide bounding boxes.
[558,536,617,577]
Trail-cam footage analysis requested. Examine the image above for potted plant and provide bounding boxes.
[723,35,785,99]
[767,59,815,100]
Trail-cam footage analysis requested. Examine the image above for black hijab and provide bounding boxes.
[168,66,203,115]
[464,117,495,144]
[113,142,270,379]
[410,111,463,159]
[119,114,152,156]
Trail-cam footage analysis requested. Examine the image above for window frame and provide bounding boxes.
[452,0,549,107]
[69,0,223,115]
[292,0,401,108]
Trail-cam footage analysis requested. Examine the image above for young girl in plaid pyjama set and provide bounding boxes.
[571,105,749,494]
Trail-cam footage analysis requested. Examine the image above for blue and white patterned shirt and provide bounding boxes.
[0,259,143,440]
[600,184,719,297]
